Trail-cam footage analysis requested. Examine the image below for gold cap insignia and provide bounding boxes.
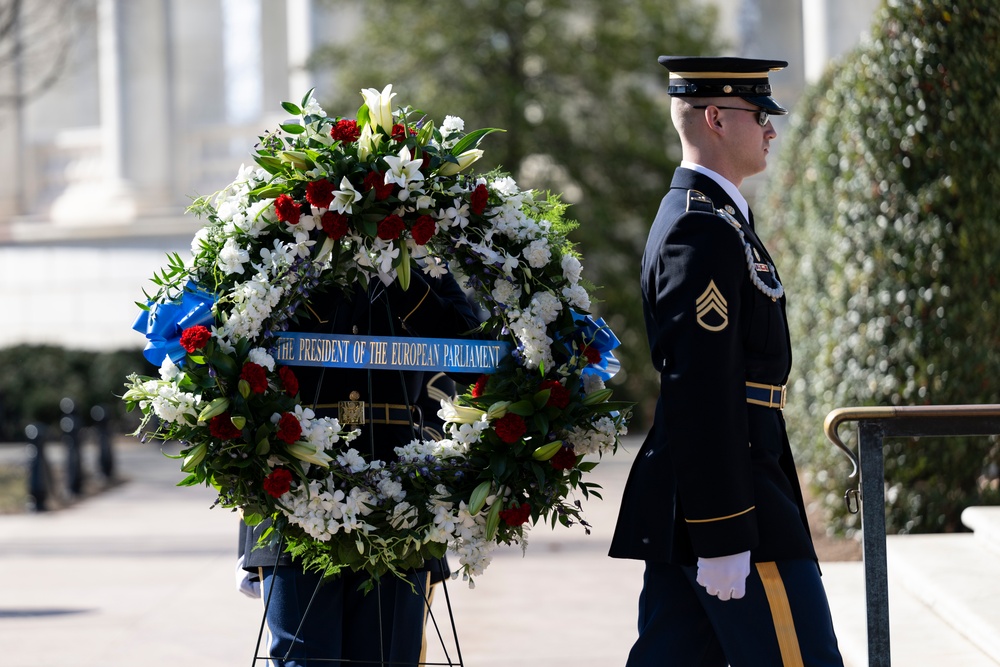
[696,280,729,331]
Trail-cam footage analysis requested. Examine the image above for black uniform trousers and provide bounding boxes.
[259,565,431,667]
[628,558,842,667]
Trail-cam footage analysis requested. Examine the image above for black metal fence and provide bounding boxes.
[16,398,117,511]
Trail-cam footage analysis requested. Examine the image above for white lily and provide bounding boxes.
[361,84,396,132]
[285,441,333,467]
[384,146,425,188]
[357,122,382,161]
[438,148,484,176]
[330,176,362,214]
[438,397,486,424]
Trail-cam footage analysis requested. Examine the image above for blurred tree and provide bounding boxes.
[764,0,1000,535]
[311,0,720,426]
[0,0,80,107]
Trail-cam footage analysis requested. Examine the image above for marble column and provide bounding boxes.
[50,0,137,224]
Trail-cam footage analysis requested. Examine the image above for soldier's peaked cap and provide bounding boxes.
[658,56,788,115]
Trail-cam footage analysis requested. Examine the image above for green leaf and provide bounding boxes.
[531,413,550,437]
[299,88,315,108]
[243,511,265,526]
[253,155,285,174]
[280,123,306,135]
[281,101,302,115]
[532,388,551,409]
[176,473,200,487]
[450,127,503,156]
[506,400,534,416]
[485,497,503,541]
[248,185,286,199]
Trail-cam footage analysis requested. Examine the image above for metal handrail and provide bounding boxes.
[823,403,1000,667]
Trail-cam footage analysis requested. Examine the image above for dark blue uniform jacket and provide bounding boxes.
[242,270,481,570]
[609,168,816,566]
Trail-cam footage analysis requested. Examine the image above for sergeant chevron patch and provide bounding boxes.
[696,280,729,331]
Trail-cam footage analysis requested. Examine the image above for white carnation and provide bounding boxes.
[523,238,552,268]
[560,254,583,283]
[562,284,592,310]
[247,347,275,371]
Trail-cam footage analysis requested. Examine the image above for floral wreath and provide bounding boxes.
[124,86,630,584]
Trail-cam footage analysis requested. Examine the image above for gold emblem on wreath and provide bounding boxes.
[696,280,729,332]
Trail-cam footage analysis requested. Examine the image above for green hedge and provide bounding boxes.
[0,345,151,441]
[765,0,1000,535]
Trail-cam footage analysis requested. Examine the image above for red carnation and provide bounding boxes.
[209,412,242,440]
[274,194,301,224]
[499,502,531,527]
[278,366,299,397]
[539,379,570,409]
[391,123,414,142]
[305,179,335,210]
[240,362,268,394]
[363,170,394,200]
[550,446,577,471]
[470,183,490,215]
[411,215,436,245]
[494,413,527,444]
[330,119,361,143]
[263,468,294,498]
[471,374,488,398]
[179,325,212,353]
[581,344,602,365]
[377,214,406,241]
[276,412,302,444]
[321,211,350,240]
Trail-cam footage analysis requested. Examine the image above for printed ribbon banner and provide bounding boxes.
[273,332,513,374]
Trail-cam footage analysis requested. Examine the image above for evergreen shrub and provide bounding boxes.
[0,346,149,442]
[765,0,1000,535]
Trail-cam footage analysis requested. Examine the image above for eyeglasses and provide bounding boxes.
[691,105,770,127]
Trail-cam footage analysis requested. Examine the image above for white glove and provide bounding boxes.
[696,550,751,601]
[235,555,261,599]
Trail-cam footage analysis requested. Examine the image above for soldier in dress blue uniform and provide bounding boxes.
[240,270,480,667]
[609,56,844,666]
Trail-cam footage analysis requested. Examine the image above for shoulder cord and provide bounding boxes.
[716,207,784,301]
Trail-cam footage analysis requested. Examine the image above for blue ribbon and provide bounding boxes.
[570,311,622,381]
[132,283,216,366]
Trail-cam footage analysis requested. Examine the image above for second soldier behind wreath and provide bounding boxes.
[609,56,844,666]
[241,268,480,667]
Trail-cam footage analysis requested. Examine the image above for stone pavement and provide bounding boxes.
[0,435,985,666]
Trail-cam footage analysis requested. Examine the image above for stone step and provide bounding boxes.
[963,506,1000,557]
[887,532,1000,665]
[822,559,1000,667]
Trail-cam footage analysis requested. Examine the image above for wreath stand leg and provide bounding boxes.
[250,559,465,666]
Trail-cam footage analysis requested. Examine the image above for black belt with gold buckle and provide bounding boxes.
[745,381,786,409]
[312,395,417,426]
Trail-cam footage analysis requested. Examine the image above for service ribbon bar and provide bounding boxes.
[273,332,511,374]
